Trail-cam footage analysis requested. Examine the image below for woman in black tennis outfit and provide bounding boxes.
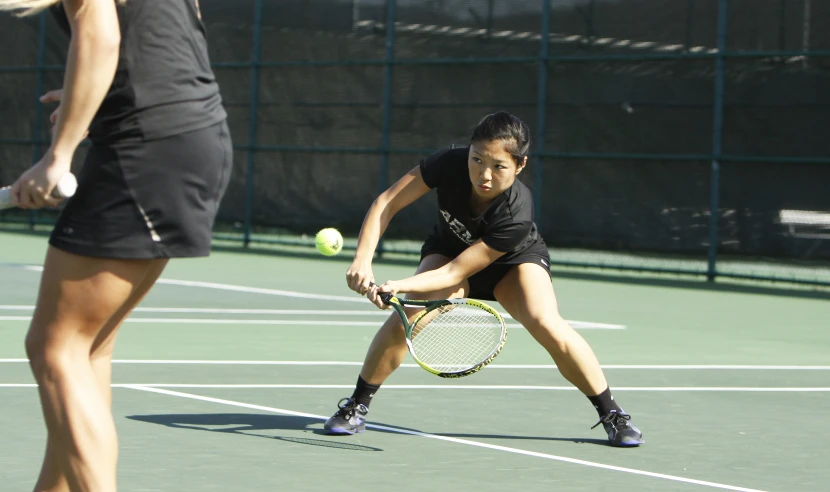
[1,0,231,490]
[324,112,643,447]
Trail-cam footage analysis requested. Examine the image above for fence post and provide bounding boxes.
[707,0,728,282]
[777,0,786,51]
[376,0,396,258]
[243,0,264,248]
[29,12,48,230]
[802,0,812,69]
[534,0,551,224]
[685,0,695,50]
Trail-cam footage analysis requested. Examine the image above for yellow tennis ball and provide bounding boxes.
[315,228,343,256]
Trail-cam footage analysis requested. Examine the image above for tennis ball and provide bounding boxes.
[315,228,343,256]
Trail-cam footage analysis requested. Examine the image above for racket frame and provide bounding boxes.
[381,294,507,378]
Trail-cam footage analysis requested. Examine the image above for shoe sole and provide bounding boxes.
[323,425,366,436]
[611,438,644,447]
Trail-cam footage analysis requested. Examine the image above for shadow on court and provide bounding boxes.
[126,412,608,450]
[369,423,613,447]
[126,413,383,452]
[434,432,610,447]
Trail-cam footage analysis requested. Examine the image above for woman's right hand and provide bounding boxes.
[346,260,374,295]
[10,151,72,209]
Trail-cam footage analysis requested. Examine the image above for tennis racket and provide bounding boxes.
[370,285,507,378]
[0,172,77,210]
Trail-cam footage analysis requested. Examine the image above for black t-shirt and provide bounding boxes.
[419,145,545,263]
[51,1,226,143]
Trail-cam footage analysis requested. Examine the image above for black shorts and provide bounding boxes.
[420,234,551,301]
[50,120,233,259]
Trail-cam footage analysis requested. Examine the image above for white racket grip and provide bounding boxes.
[56,173,78,198]
[0,173,77,211]
[0,187,11,211]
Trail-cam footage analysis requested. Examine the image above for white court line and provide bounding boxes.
[157,278,368,303]
[2,383,828,392]
[7,266,367,303]
[0,316,549,330]
[1,359,828,370]
[0,305,390,315]
[0,315,623,329]
[0,316,390,326]
[0,316,394,327]
[0,305,626,329]
[0,269,628,329]
[122,385,766,492]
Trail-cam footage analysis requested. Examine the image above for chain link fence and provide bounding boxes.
[1,0,828,285]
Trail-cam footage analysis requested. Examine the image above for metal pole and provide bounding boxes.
[29,12,48,230]
[534,0,551,224]
[586,0,595,38]
[376,0,396,258]
[243,0,264,247]
[486,0,494,38]
[802,0,812,69]
[778,0,786,51]
[707,0,728,282]
[352,0,360,32]
[685,0,695,50]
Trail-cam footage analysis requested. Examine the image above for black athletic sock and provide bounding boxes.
[587,387,624,418]
[351,376,381,408]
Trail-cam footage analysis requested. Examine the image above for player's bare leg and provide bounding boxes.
[494,263,643,446]
[27,247,167,492]
[325,254,469,435]
[494,263,607,395]
[359,254,468,384]
[34,257,168,492]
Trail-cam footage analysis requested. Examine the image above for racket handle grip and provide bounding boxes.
[0,187,11,211]
[55,173,78,198]
[0,173,77,211]
[368,281,393,305]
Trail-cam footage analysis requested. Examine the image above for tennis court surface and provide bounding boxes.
[1,231,828,491]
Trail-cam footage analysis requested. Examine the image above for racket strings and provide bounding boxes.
[410,303,504,373]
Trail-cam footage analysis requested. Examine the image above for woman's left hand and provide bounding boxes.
[10,153,72,209]
[367,281,401,310]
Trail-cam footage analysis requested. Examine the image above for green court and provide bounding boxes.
[1,231,828,492]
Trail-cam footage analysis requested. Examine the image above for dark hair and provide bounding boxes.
[470,111,531,166]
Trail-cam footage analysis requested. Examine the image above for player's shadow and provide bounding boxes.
[126,412,606,450]
[434,432,611,447]
[363,424,611,447]
[126,413,383,452]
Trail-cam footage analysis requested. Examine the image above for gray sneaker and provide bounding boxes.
[323,398,369,435]
[592,410,644,447]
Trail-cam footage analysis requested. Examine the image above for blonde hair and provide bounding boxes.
[0,0,126,16]
[0,0,60,15]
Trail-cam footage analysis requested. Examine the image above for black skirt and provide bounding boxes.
[420,232,551,301]
[50,120,233,259]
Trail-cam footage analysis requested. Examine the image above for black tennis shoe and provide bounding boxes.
[323,398,368,435]
[592,410,644,447]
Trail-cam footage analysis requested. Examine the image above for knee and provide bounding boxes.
[25,329,69,379]
[25,327,45,362]
[526,314,571,345]
[378,314,407,340]
[25,330,52,377]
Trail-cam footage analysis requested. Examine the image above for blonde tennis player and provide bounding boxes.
[0,1,231,490]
